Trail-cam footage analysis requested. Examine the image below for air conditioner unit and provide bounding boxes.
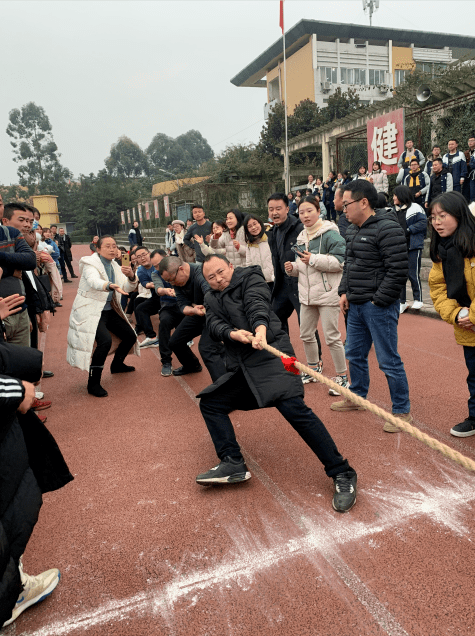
[321,81,331,92]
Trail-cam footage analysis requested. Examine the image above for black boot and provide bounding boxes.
[87,366,108,397]
[110,354,135,374]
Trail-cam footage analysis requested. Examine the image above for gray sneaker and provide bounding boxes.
[139,337,159,348]
[161,363,172,377]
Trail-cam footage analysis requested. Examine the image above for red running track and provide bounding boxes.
[6,244,475,636]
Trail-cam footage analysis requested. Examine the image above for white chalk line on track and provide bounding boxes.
[19,347,475,636]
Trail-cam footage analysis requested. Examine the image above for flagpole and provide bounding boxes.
[281,1,289,194]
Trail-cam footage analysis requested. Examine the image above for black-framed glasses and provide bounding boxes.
[342,199,360,211]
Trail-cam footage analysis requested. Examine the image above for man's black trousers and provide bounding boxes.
[199,370,352,478]
[170,314,226,382]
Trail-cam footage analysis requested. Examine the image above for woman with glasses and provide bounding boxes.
[67,235,139,397]
[429,191,475,437]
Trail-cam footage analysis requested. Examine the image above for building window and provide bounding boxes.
[416,62,433,74]
[354,68,366,85]
[340,68,368,84]
[369,69,385,85]
[394,69,406,87]
[321,67,337,84]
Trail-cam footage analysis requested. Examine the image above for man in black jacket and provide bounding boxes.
[194,255,357,512]
[332,181,411,433]
[57,227,77,278]
[159,256,226,381]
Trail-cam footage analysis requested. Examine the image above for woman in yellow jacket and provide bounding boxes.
[428,191,475,437]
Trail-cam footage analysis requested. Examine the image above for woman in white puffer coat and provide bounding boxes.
[67,235,139,398]
[209,209,247,267]
[369,161,389,195]
[243,214,274,285]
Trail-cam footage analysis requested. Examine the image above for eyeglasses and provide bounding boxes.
[167,268,181,283]
[342,199,360,211]
[430,213,449,223]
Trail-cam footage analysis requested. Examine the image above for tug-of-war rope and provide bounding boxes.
[249,337,475,473]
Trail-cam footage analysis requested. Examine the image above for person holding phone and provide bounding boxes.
[67,235,139,397]
[284,196,348,391]
[429,192,475,437]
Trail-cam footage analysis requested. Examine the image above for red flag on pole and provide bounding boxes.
[279,0,284,32]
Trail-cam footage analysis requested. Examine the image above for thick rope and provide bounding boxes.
[252,338,475,473]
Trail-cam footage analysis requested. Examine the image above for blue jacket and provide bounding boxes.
[426,170,453,206]
[394,202,427,251]
[443,150,467,189]
[45,238,60,265]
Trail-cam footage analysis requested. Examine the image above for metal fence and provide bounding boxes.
[120,180,282,233]
[335,91,475,179]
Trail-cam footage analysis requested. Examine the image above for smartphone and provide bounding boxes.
[122,253,130,267]
[291,244,306,258]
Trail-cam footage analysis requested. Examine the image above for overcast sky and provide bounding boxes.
[1,0,474,185]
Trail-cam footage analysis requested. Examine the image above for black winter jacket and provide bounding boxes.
[267,215,303,295]
[338,211,408,307]
[174,263,210,313]
[200,266,303,406]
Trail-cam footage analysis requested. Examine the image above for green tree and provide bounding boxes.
[105,136,149,178]
[324,87,360,122]
[6,102,71,187]
[147,129,214,174]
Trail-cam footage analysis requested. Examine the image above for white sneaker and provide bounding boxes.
[139,337,159,348]
[187,340,194,347]
[412,301,424,310]
[35,391,44,400]
[328,375,350,396]
[2,563,60,627]
[399,303,408,314]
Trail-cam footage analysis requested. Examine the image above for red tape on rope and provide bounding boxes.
[281,356,300,375]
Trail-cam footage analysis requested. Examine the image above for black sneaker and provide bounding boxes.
[172,365,202,376]
[332,471,357,513]
[450,417,475,437]
[161,363,173,377]
[196,456,251,485]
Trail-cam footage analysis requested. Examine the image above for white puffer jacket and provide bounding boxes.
[210,226,247,267]
[369,170,389,194]
[67,254,139,371]
[287,221,344,307]
[245,234,274,283]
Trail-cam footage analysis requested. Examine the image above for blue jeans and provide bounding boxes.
[345,301,410,414]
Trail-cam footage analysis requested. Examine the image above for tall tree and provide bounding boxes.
[6,102,71,187]
[105,136,149,178]
[147,129,214,174]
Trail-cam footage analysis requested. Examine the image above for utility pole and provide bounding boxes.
[362,0,379,26]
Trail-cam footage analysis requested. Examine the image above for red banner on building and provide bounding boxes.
[132,208,136,221]
[127,209,131,223]
[164,195,170,218]
[367,108,405,175]
[153,199,159,219]
[138,203,142,221]
[120,211,125,225]
[145,202,150,220]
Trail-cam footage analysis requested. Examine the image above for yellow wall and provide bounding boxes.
[266,39,314,114]
[392,46,415,85]
[32,195,59,227]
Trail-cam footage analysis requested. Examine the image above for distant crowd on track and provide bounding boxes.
[2,134,475,627]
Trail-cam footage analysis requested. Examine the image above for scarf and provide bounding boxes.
[305,220,323,241]
[408,171,421,188]
[230,229,236,240]
[438,236,471,307]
